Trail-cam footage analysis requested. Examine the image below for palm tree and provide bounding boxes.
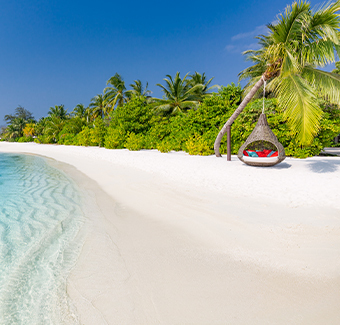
[72,104,87,119]
[103,73,127,113]
[89,94,105,119]
[214,0,340,157]
[44,116,65,143]
[188,72,219,102]
[48,105,68,120]
[153,72,203,115]
[6,124,20,139]
[6,118,26,139]
[126,80,152,99]
[84,106,94,123]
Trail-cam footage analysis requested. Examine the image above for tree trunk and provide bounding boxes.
[214,75,267,157]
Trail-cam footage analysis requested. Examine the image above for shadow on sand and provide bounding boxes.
[307,158,340,173]
[270,162,292,169]
[241,162,292,169]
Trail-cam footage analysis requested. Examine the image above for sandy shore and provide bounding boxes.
[1,142,340,324]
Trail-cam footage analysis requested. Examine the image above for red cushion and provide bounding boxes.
[271,151,278,157]
[262,149,272,156]
[256,150,267,157]
[243,150,249,156]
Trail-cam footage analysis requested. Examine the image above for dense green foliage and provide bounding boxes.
[102,84,339,158]
[1,79,339,159]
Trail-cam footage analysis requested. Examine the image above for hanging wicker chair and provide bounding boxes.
[237,113,286,167]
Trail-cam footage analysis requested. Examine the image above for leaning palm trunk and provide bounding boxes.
[214,75,267,157]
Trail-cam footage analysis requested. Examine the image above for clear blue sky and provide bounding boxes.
[0,0,323,120]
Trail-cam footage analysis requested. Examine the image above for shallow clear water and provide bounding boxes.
[0,153,85,324]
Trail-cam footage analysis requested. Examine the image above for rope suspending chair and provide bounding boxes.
[237,80,286,167]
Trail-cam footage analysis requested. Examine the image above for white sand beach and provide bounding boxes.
[1,142,340,324]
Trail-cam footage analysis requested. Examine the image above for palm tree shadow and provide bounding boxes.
[307,159,340,173]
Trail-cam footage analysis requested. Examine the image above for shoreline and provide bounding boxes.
[1,142,340,324]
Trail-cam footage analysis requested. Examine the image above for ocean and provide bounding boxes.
[0,153,85,324]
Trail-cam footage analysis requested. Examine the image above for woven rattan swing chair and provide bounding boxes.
[237,81,286,167]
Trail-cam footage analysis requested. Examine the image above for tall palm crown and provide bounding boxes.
[45,116,65,142]
[89,94,105,119]
[239,0,340,145]
[72,104,87,119]
[188,72,218,102]
[104,73,127,112]
[6,118,27,138]
[126,80,152,99]
[154,72,203,115]
[48,105,68,120]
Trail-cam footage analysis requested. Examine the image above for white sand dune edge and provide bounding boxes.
[1,142,340,325]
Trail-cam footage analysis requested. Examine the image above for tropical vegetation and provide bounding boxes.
[214,0,340,156]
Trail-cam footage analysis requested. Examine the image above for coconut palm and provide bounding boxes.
[48,105,68,120]
[187,72,219,102]
[6,118,26,139]
[89,94,105,119]
[153,72,203,115]
[84,106,94,123]
[72,104,87,119]
[44,116,65,143]
[214,0,340,157]
[5,124,20,139]
[126,80,152,99]
[103,73,127,112]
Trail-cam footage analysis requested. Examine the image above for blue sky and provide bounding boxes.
[0,0,323,120]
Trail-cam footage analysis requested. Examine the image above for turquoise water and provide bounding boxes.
[0,153,85,324]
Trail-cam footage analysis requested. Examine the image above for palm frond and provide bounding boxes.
[303,66,340,104]
[275,74,322,144]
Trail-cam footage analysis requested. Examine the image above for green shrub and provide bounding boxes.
[145,116,171,149]
[105,96,154,150]
[58,117,84,145]
[91,117,106,147]
[104,127,126,149]
[17,136,33,142]
[157,140,173,153]
[185,134,213,156]
[110,96,154,134]
[35,134,54,144]
[61,134,77,145]
[76,127,93,146]
[125,132,145,151]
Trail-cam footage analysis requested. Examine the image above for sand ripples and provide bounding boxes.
[0,154,85,324]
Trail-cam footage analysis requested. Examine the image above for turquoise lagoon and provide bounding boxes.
[0,153,86,324]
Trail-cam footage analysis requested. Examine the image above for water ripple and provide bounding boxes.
[0,153,85,324]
